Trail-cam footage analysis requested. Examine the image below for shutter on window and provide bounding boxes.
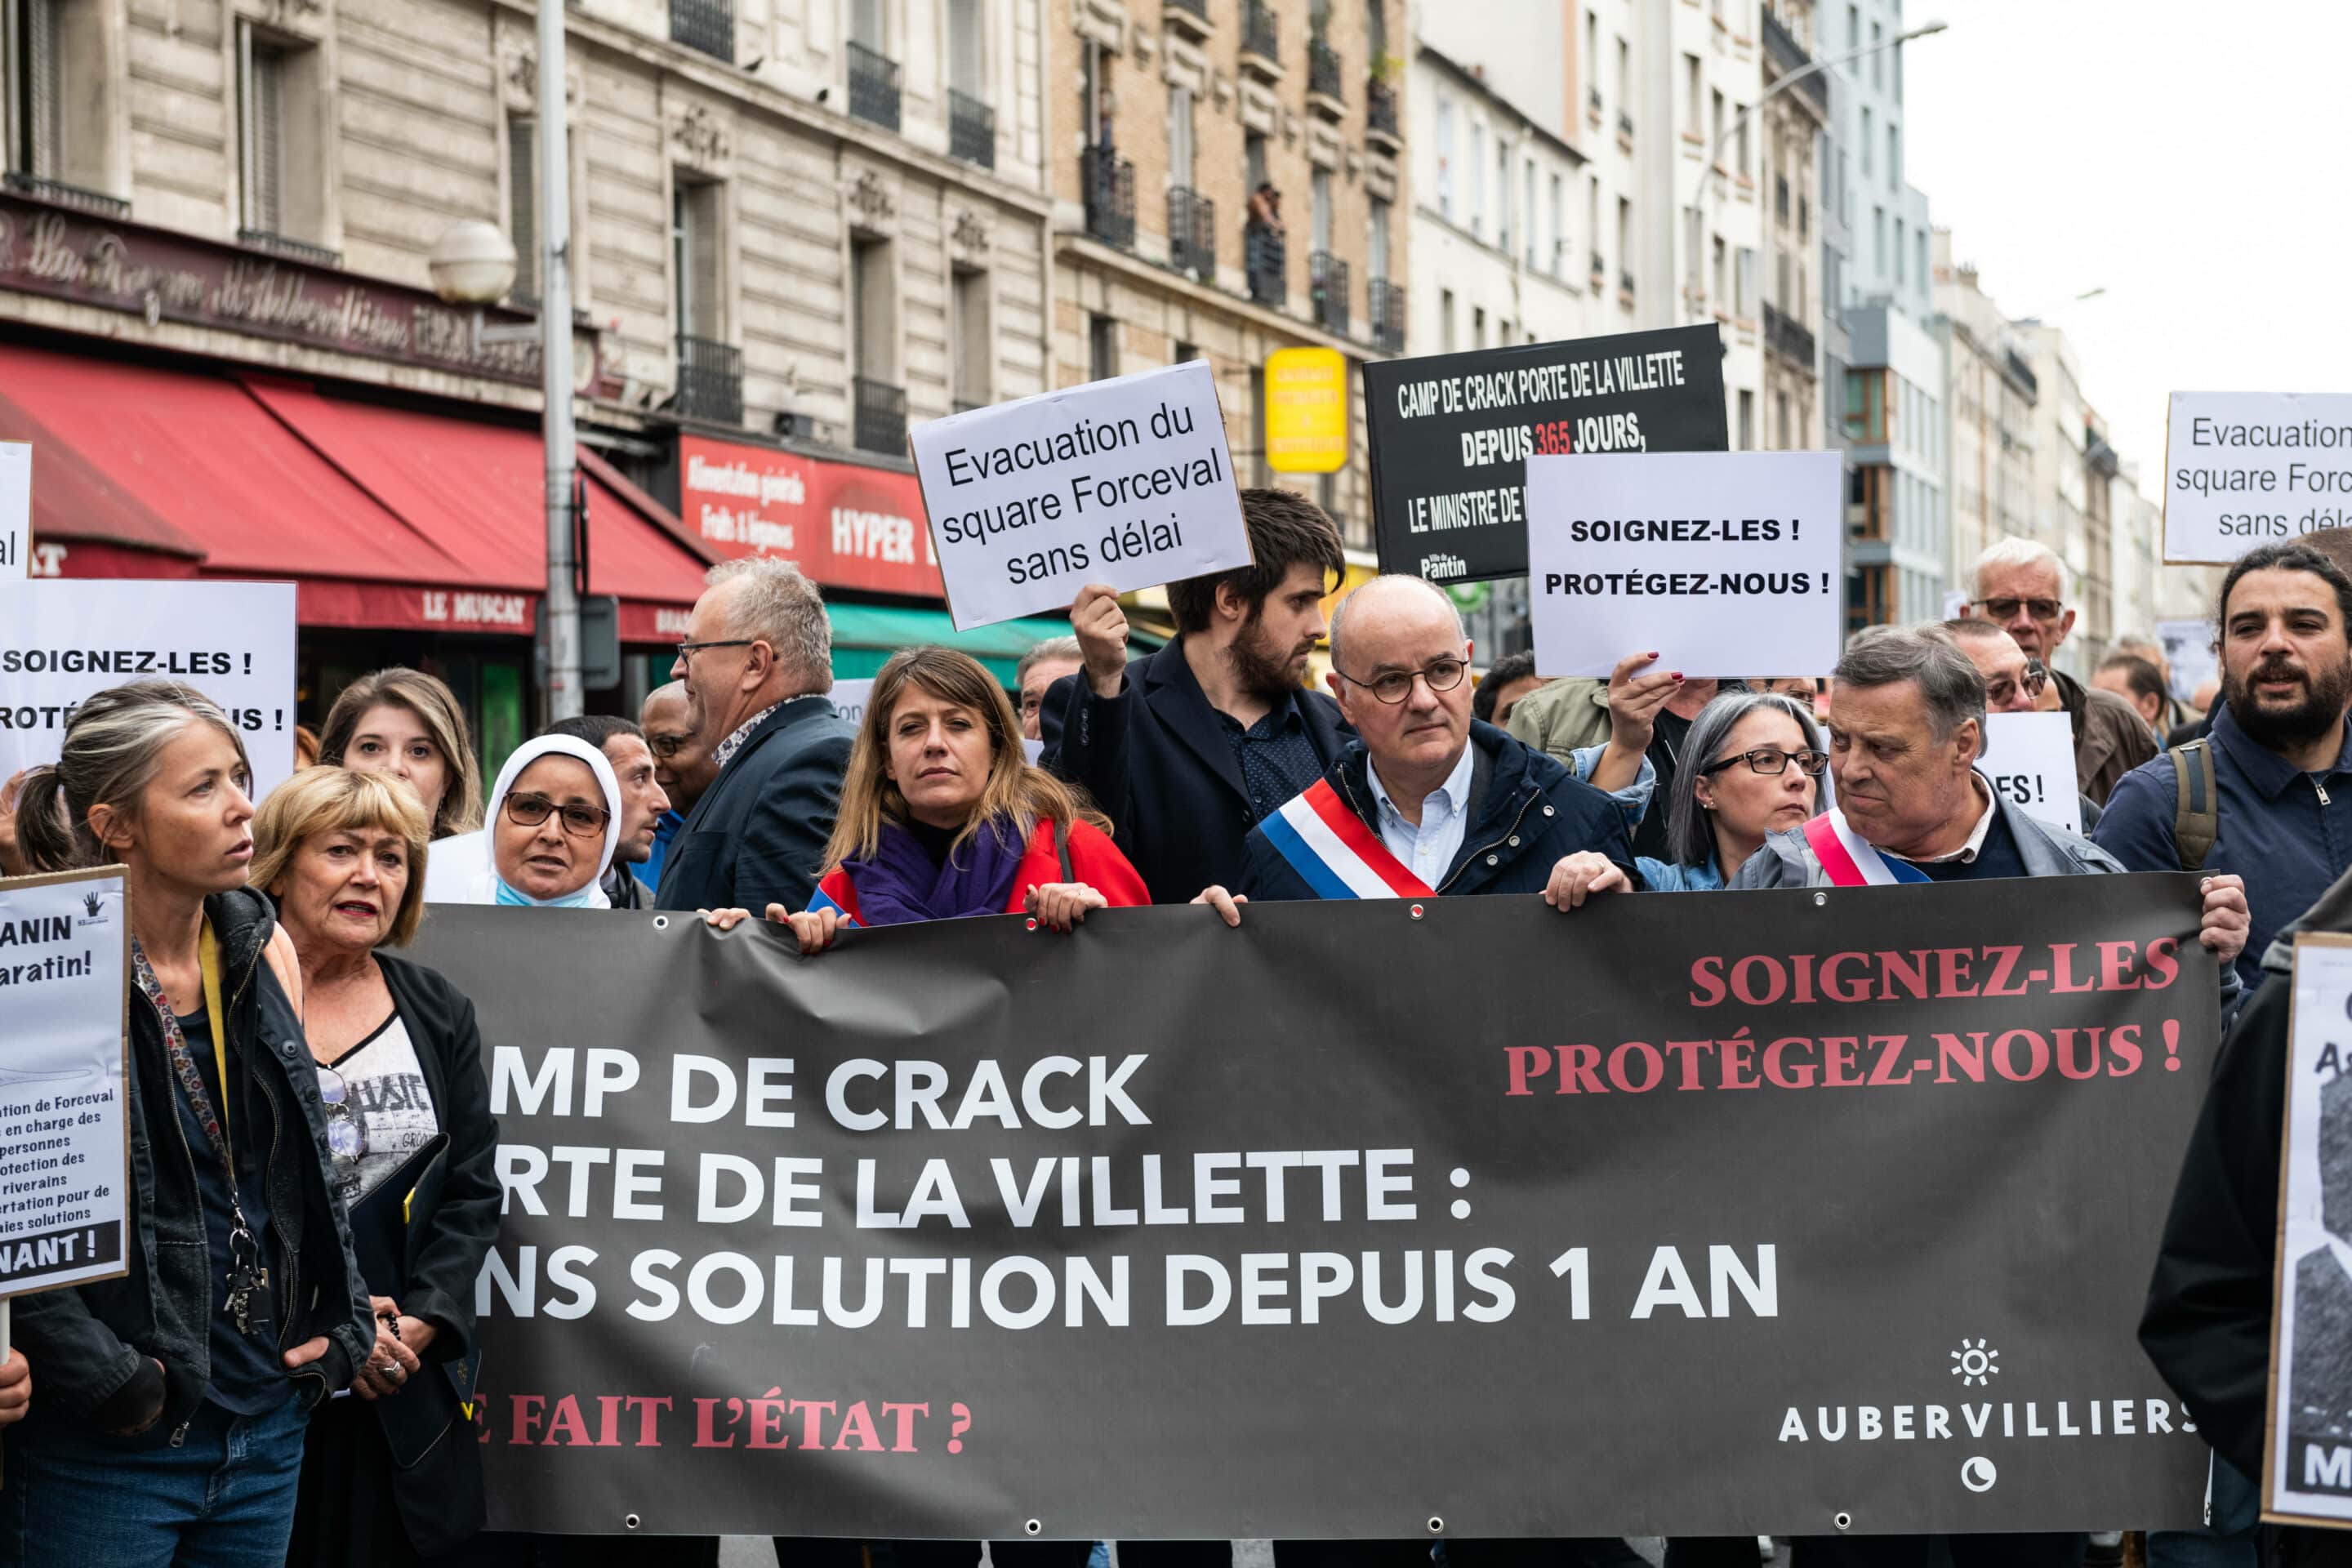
[508,118,537,301]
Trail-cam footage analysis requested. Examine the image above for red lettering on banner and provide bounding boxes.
[508,1391,961,1452]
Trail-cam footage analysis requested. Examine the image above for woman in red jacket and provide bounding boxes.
[759,644,1144,954]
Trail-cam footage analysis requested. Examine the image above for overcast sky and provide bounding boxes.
[1901,0,2345,501]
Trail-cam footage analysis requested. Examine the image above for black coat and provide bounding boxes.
[292,951,501,1561]
[13,886,374,1439]
[1040,638,1352,903]
[1236,721,1636,900]
[654,696,855,916]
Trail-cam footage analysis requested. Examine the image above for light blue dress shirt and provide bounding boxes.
[1366,741,1477,886]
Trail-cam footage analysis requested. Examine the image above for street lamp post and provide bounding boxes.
[1684,18,1949,318]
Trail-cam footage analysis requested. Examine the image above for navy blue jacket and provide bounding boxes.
[654,696,854,915]
[2092,702,2352,993]
[1237,721,1635,901]
[1040,638,1352,904]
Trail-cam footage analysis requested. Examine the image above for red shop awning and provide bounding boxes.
[2,340,715,637]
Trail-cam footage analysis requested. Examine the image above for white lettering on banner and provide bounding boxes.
[1525,450,1844,679]
[0,579,297,796]
[911,361,1250,630]
[2164,391,2352,564]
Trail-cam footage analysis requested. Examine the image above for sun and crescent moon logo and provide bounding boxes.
[1961,1456,1998,1493]
[1950,1338,2000,1388]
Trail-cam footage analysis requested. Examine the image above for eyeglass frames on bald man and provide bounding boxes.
[503,792,612,838]
[1332,656,1470,706]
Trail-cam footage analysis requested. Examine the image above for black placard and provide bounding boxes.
[1363,323,1731,583]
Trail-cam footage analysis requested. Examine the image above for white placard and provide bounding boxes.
[0,581,299,799]
[2265,935,2352,1525]
[0,443,25,580]
[911,362,1250,631]
[831,678,875,728]
[2156,617,2219,706]
[2164,392,2352,564]
[1980,710,2082,836]
[0,866,130,1297]
[1525,450,1843,679]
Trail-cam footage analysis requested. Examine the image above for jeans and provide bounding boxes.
[2148,1454,2261,1568]
[0,1396,309,1568]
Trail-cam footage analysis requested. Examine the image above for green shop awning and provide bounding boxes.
[826,604,1162,684]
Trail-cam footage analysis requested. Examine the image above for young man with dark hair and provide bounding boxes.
[2096,539,2352,996]
[1472,649,1547,727]
[1040,486,1351,903]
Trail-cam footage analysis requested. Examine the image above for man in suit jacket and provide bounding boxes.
[654,558,855,916]
[1040,487,1351,905]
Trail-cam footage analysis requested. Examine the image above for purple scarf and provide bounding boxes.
[841,817,1027,925]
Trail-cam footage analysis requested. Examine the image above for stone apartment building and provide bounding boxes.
[0,0,1071,744]
[1048,0,1406,551]
[1757,0,1822,455]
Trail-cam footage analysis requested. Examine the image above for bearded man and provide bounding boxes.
[2096,540,2352,995]
[1039,488,1351,903]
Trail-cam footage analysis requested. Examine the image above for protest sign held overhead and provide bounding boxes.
[413,877,2216,1539]
[911,362,1250,630]
[1361,324,1729,584]
[2164,392,2352,563]
[0,442,24,579]
[0,580,298,797]
[0,866,130,1298]
[1981,712,2083,836]
[2265,934,2352,1527]
[1526,450,1842,680]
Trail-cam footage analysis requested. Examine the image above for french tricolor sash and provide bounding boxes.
[1260,778,1437,900]
[1800,808,1931,887]
[804,880,862,927]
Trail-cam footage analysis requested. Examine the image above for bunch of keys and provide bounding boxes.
[225,1223,269,1336]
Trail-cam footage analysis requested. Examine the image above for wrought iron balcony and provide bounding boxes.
[669,0,732,61]
[1168,187,1216,283]
[238,229,342,269]
[1241,0,1280,74]
[1081,143,1136,250]
[949,89,995,168]
[1761,6,1829,115]
[1310,250,1348,336]
[1245,221,1285,308]
[847,40,902,132]
[1307,38,1343,109]
[1366,77,1401,144]
[854,376,907,456]
[1368,277,1405,353]
[3,172,130,220]
[675,334,744,426]
[1763,301,1815,368]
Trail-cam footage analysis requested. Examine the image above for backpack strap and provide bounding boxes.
[2170,739,2218,873]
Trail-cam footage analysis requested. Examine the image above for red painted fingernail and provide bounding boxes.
[1671,672,1684,681]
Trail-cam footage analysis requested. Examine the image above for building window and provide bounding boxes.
[1584,11,1599,106]
[1088,313,1117,382]
[1846,3,1857,49]
[238,24,327,252]
[1870,20,1882,85]
[1548,172,1564,277]
[1469,120,1485,238]
[1615,36,1629,115]
[1433,95,1452,219]
[506,117,539,304]
[947,0,992,165]
[950,267,990,412]
[1245,129,1267,194]
[1685,55,1703,138]
[1711,235,1726,302]
[1588,175,1601,270]
[1439,287,1455,353]
[1167,82,1195,189]
[1174,338,1198,366]
[1894,217,1905,283]
[1472,305,1486,349]
[1738,389,1754,452]
[1775,393,1789,450]
[1887,124,1899,189]
[1080,37,1107,145]
[1915,229,1928,295]
[1708,86,1722,154]
[1860,107,1872,176]
[1522,159,1537,269]
[1370,194,1391,279]
[1735,246,1756,318]
[672,179,740,423]
[1494,138,1510,255]
[1615,195,1632,293]
[851,236,902,452]
[1873,206,1885,274]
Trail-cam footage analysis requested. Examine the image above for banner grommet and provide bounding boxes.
[653,915,670,930]
[1833,1512,1852,1531]
[1811,892,1827,907]
[1025,1519,1043,1536]
[624,1514,642,1530]
[1409,903,1425,920]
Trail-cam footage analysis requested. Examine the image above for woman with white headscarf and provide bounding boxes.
[420,735,623,907]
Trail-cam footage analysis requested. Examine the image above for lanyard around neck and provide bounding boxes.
[197,921,230,1159]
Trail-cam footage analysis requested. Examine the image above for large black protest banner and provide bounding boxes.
[410,876,2218,1539]
[1361,323,1730,584]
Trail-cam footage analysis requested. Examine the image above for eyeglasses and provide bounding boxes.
[1334,656,1470,706]
[1984,662,2051,709]
[1699,747,1830,777]
[504,791,612,838]
[645,732,693,760]
[314,1067,366,1164]
[675,638,754,662]
[1979,597,2064,622]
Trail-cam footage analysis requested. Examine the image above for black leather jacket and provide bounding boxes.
[14,886,374,1439]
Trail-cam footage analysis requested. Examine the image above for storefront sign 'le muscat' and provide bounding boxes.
[0,191,612,391]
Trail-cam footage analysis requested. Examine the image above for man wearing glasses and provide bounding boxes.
[1192,573,1633,918]
[1931,619,2106,835]
[638,681,718,889]
[1967,536,2156,805]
